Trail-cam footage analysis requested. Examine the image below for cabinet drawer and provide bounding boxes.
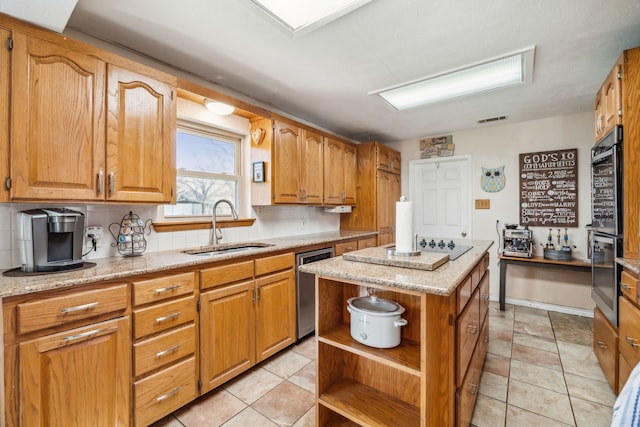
[457,324,485,427]
[133,272,195,306]
[17,284,128,335]
[456,275,473,315]
[357,237,377,250]
[335,241,357,256]
[593,306,618,392]
[133,296,195,339]
[479,272,490,322]
[620,270,638,305]
[457,289,480,387]
[619,296,640,367]
[134,357,197,427]
[200,260,254,290]
[134,323,196,377]
[619,352,634,394]
[255,252,294,276]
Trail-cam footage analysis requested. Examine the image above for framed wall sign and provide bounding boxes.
[253,161,265,183]
[519,148,578,227]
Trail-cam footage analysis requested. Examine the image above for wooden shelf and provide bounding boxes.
[319,378,420,427]
[318,325,421,376]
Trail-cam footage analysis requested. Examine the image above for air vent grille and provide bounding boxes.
[477,115,507,124]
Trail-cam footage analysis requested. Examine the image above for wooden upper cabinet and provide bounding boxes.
[10,32,106,201]
[595,55,623,142]
[323,137,357,205]
[7,27,177,203]
[0,26,10,202]
[300,128,324,204]
[377,143,401,174]
[106,64,176,202]
[273,121,302,203]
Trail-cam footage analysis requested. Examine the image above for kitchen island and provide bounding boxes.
[300,240,493,427]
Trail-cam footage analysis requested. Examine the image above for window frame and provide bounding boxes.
[162,119,245,221]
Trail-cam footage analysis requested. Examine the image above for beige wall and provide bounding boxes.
[387,111,595,314]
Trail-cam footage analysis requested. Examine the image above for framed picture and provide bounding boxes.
[253,161,265,183]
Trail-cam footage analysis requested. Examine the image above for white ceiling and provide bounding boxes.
[41,1,640,141]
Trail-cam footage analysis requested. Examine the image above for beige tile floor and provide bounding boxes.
[152,301,615,427]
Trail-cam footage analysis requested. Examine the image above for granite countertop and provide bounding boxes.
[617,257,640,275]
[299,240,494,296]
[0,230,376,298]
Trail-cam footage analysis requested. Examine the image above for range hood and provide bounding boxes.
[324,206,352,213]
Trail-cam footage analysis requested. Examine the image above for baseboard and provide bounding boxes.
[489,295,593,318]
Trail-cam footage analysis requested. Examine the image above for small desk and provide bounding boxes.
[498,255,592,310]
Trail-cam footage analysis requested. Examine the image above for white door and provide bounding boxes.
[409,155,472,240]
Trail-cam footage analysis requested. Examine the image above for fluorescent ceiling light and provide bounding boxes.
[204,100,235,116]
[372,47,536,111]
[247,0,372,38]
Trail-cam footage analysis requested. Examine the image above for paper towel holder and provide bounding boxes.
[386,233,421,257]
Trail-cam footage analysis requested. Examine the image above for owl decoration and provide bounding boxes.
[481,166,505,192]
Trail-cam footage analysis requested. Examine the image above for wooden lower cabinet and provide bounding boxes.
[593,306,618,392]
[316,253,489,426]
[199,253,296,395]
[20,316,131,427]
[200,280,256,393]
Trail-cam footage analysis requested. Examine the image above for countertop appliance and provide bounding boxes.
[502,228,534,258]
[295,247,334,339]
[417,238,473,261]
[591,125,623,327]
[17,208,85,272]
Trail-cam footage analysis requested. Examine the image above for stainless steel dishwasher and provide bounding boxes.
[296,247,335,340]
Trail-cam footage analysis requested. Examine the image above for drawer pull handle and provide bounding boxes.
[626,336,639,348]
[155,285,181,294]
[156,312,181,323]
[467,324,478,335]
[61,302,99,313]
[596,340,608,349]
[483,335,489,343]
[482,293,489,300]
[63,329,100,342]
[468,383,478,395]
[156,387,181,402]
[156,344,182,358]
[621,284,631,290]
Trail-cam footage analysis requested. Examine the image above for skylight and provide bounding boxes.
[247,0,373,38]
[371,47,536,110]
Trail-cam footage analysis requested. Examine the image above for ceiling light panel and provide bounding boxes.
[248,0,372,37]
[373,47,535,111]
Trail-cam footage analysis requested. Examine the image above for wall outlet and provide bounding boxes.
[86,226,104,239]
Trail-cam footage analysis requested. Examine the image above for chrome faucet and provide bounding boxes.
[211,199,239,245]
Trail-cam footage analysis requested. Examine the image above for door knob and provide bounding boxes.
[461,231,467,238]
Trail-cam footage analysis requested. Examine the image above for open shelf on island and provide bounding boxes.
[319,378,420,427]
[318,324,421,376]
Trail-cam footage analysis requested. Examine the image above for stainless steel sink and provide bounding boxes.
[182,242,274,256]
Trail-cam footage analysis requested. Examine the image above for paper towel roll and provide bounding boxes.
[395,198,413,253]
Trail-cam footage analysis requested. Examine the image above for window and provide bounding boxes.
[164,121,242,218]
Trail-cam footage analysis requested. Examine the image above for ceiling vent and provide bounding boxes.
[477,115,508,124]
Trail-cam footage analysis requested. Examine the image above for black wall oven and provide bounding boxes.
[591,125,623,327]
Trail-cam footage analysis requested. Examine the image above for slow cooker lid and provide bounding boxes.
[350,295,400,313]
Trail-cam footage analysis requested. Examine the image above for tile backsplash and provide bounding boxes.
[0,203,340,270]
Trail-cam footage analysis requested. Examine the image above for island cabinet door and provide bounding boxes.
[200,281,256,394]
[19,316,131,427]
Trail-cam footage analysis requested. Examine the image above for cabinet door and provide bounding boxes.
[0,26,9,202]
[376,171,392,245]
[300,129,324,204]
[376,144,392,172]
[323,137,346,205]
[20,317,130,426]
[593,306,618,392]
[603,64,622,135]
[272,121,301,203]
[255,269,295,362]
[594,90,604,142]
[200,281,255,393]
[106,64,176,203]
[343,142,357,205]
[11,32,106,201]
